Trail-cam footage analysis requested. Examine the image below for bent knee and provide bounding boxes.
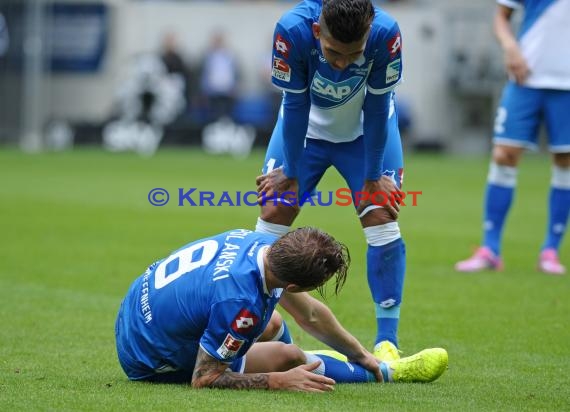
[360,207,395,227]
[260,204,299,226]
[492,145,523,166]
[273,343,305,371]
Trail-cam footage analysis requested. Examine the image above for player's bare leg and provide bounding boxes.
[244,342,306,373]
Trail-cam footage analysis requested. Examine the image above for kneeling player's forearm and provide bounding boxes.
[192,347,271,390]
[207,371,272,390]
[299,302,365,358]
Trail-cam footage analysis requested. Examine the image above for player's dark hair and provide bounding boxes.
[267,227,350,297]
[321,0,375,43]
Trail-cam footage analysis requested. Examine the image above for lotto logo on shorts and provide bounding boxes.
[217,333,245,359]
[232,308,259,333]
[272,57,291,82]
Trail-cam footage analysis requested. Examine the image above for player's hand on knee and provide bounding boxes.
[256,167,298,205]
[274,361,335,392]
[356,176,401,220]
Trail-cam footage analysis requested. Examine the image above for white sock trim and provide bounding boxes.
[552,166,570,189]
[487,162,518,187]
[363,222,401,246]
[255,218,290,237]
[304,352,326,375]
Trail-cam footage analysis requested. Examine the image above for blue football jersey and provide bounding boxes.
[271,0,403,143]
[116,229,281,378]
[498,0,570,89]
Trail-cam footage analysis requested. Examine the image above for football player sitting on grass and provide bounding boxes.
[115,227,447,391]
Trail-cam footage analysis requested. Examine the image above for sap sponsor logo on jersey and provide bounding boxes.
[232,308,259,333]
[311,72,362,102]
[274,34,290,59]
[385,59,401,84]
[272,57,291,82]
[217,333,245,359]
[387,34,401,59]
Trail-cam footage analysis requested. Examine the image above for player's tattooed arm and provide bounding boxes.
[191,347,270,390]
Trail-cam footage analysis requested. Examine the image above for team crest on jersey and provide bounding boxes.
[217,333,245,359]
[272,57,291,82]
[385,59,401,84]
[231,308,259,333]
[349,59,373,76]
[311,71,363,103]
[274,34,291,59]
[387,34,401,59]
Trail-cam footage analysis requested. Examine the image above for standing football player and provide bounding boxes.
[456,0,570,275]
[255,0,408,360]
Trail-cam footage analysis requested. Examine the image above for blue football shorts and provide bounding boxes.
[262,107,404,206]
[493,82,570,153]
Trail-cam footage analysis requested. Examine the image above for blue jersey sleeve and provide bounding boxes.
[271,22,308,92]
[363,92,391,180]
[271,22,312,178]
[367,20,402,95]
[200,299,263,364]
[363,18,403,180]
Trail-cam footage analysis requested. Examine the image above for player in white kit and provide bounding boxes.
[456,0,570,275]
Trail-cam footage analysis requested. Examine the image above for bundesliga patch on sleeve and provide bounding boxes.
[272,57,291,82]
[231,308,259,333]
[216,333,245,359]
[386,59,401,84]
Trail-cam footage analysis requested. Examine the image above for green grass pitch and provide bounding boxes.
[1,148,568,411]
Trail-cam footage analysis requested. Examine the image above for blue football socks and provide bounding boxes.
[367,238,406,347]
[543,186,570,251]
[483,183,515,256]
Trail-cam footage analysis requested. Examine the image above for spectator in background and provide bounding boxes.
[455,0,570,275]
[197,30,240,121]
[159,31,192,110]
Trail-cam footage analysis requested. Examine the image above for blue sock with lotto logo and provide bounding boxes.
[304,353,376,383]
[364,224,405,347]
[542,167,570,250]
[483,163,517,256]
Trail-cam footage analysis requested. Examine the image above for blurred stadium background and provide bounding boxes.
[2,1,569,410]
[0,0,506,155]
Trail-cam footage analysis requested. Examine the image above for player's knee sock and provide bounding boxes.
[364,223,405,347]
[483,162,517,256]
[304,352,376,383]
[255,217,290,237]
[542,166,570,251]
[270,319,293,344]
